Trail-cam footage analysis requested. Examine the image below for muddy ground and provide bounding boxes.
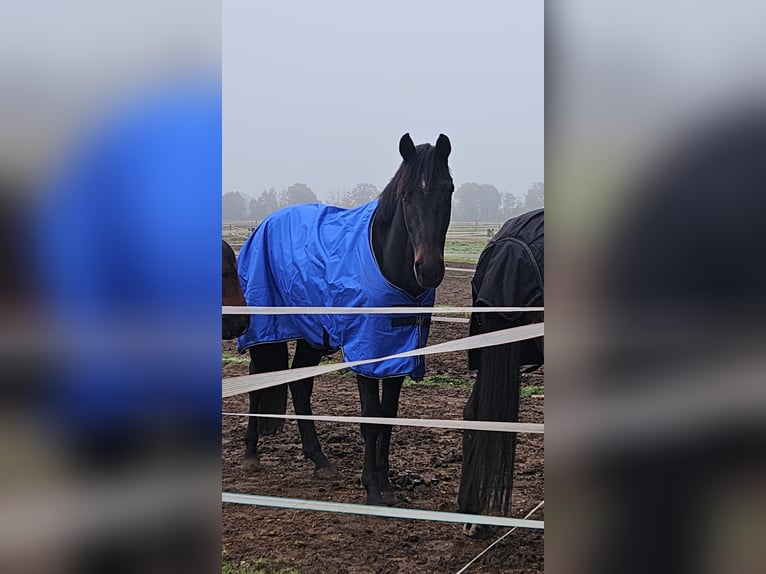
[222,267,544,573]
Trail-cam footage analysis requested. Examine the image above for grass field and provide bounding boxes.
[443,237,489,263]
[224,222,499,265]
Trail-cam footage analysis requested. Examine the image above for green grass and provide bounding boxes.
[222,550,299,574]
[444,238,488,252]
[224,226,490,263]
[443,254,480,264]
[443,237,489,263]
[406,376,543,398]
[323,368,355,379]
[404,374,474,390]
[444,238,489,252]
[222,353,249,365]
[520,385,544,398]
[222,562,299,574]
[313,356,353,379]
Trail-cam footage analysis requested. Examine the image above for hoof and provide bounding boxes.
[242,457,263,472]
[313,463,338,480]
[463,523,494,538]
[380,490,399,506]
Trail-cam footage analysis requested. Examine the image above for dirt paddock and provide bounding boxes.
[222,267,544,573]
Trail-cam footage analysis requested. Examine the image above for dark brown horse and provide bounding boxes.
[222,240,249,340]
[237,133,453,504]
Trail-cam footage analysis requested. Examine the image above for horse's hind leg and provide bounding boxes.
[243,391,262,470]
[357,375,385,505]
[376,376,404,504]
[244,343,289,470]
[290,339,337,479]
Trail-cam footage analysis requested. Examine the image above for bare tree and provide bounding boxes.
[279,183,317,207]
[524,182,544,210]
[223,191,248,220]
[342,183,378,208]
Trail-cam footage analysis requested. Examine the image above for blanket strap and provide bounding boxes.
[391,316,418,327]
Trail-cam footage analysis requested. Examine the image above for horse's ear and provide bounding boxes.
[435,134,451,159]
[399,133,416,162]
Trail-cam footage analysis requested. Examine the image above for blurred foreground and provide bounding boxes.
[1,2,221,573]
[548,2,766,573]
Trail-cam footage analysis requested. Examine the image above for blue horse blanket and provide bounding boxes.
[237,200,434,379]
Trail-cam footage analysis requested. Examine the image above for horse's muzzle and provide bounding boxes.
[222,314,250,340]
[414,258,445,289]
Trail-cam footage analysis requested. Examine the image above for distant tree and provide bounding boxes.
[452,183,501,223]
[501,192,524,219]
[279,182,318,207]
[343,183,378,208]
[249,188,279,220]
[222,191,248,220]
[327,190,345,207]
[525,181,544,211]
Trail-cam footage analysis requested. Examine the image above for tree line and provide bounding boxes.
[223,181,543,222]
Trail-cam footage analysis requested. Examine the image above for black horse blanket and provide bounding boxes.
[459,209,545,518]
[468,208,544,368]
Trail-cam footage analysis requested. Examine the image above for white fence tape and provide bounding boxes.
[432,316,470,324]
[221,493,544,529]
[221,319,545,534]
[222,305,543,315]
[222,412,544,434]
[222,323,544,397]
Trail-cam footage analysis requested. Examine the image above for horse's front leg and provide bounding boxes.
[357,375,385,505]
[244,343,289,471]
[376,376,404,504]
[290,339,337,479]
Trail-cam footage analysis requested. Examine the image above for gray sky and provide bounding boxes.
[223,0,543,200]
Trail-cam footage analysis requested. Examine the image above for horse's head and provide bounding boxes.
[397,133,453,289]
[222,240,250,339]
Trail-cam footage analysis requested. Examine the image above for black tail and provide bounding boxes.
[248,343,289,435]
[257,384,288,435]
[459,315,521,516]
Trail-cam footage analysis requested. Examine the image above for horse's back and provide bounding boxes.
[473,209,544,314]
[469,209,544,367]
[236,202,373,309]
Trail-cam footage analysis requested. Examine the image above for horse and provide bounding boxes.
[235,133,453,504]
[222,240,250,339]
[458,208,544,535]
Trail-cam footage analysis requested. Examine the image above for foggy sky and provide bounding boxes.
[223,1,543,200]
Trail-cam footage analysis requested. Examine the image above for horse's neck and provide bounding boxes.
[371,199,423,298]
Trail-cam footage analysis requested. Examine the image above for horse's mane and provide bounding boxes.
[376,143,451,219]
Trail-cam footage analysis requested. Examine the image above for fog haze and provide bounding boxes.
[223,1,543,200]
